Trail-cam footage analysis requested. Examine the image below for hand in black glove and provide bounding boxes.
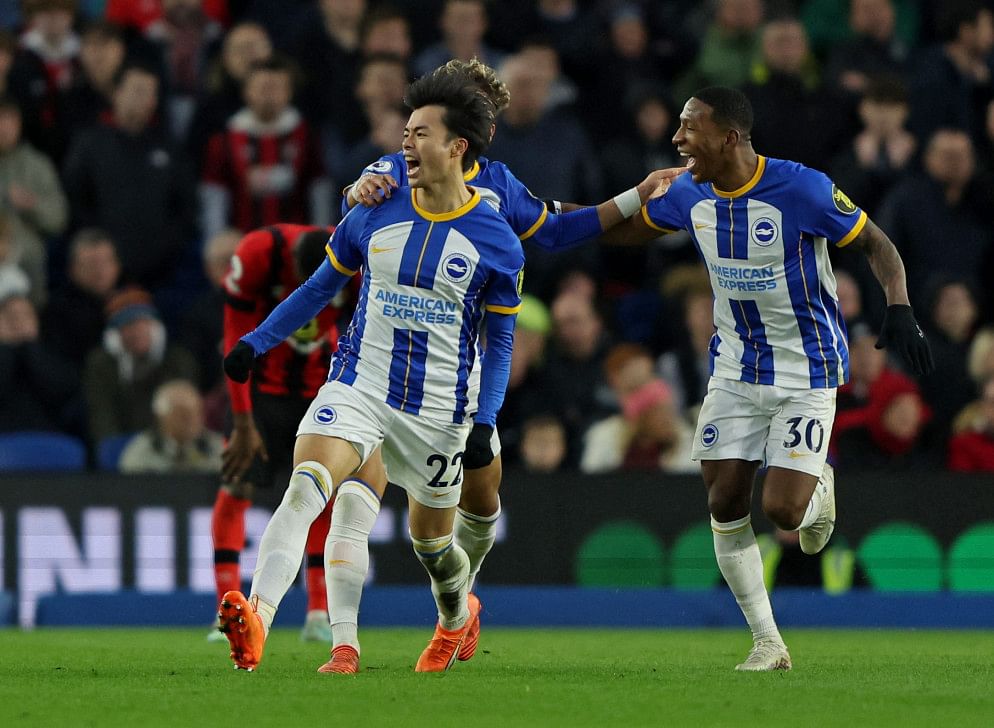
[875,304,934,375]
[223,340,256,383]
[462,423,495,469]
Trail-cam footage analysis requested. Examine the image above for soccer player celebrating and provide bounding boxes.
[342,58,684,597]
[606,87,933,670]
[217,66,523,674]
[212,224,342,643]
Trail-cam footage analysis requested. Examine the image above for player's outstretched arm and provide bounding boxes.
[223,259,352,382]
[848,218,934,375]
[464,310,516,469]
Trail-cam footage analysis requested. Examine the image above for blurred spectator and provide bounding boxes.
[82,287,199,444]
[967,326,994,385]
[909,0,994,144]
[876,128,992,308]
[830,77,916,217]
[119,378,223,473]
[292,0,365,141]
[834,268,863,322]
[517,36,577,112]
[497,293,552,451]
[919,279,979,445]
[1,28,46,157]
[13,0,81,159]
[0,284,79,432]
[530,292,613,466]
[0,95,68,303]
[105,0,229,31]
[657,277,714,419]
[581,343,685,473]
[674,0,764,102]
[824,0,910,98]
[185,20,272,165]
[201,57,329,239]
[340,104,405,190]
[413,0,502,78]
[584,4,668,139]
[802,0,920,59]
[832,320,932,467]
[743,17,843,171]
[59,20,127,144]
[947,377,994,472]
[518,414,567,473]
[63,61,197,290]
[489,53,602,297]
[354,52,407,129]
[178,227,239,392]
[359,3,412,62]
[142,0,224,141]
[41,227,120,366]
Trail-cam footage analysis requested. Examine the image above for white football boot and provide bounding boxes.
[735,638,792,672]
[799,463,836,555]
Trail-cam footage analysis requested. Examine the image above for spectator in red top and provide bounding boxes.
[200,57,331,240]
[832,321,933,468]
[210,223,348,643]
[106,0,229,31]
[948,377,994,472]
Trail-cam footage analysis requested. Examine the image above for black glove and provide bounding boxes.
[462,423,495,470]
[875,304,934,375]
[223,340,256,383]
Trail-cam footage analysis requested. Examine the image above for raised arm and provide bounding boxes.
[846,217,933,374]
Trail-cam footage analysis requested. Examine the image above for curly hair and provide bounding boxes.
[442,57,511,114]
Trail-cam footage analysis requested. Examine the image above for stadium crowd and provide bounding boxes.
[1,0,993,475]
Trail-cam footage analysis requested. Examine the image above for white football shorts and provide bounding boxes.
[691,377,837,477]
[297,380,472,508]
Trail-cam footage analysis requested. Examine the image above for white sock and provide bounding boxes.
[412,533,470,631]
[250,461,333,635]
[712,515,782,644]
[797,477,825,530]
[454,501,500,591]
[326,479,379,652]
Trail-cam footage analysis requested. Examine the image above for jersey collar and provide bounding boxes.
[411,187,482,221]
[712,155,766,198]
[463,160,481,181]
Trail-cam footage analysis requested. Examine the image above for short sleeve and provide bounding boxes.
[794,167,868,248]
[359,151,406,183]
[326,206,367,275]
[642,177,689,232]
[223,229,274,299]
[484,231,525,315]
[495,163,549,240]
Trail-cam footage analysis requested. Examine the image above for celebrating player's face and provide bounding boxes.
[402,105,467,188]
[672,98,724,184]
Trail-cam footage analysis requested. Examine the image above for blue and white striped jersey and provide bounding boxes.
[644,156,867,389]
[326,186,524,423]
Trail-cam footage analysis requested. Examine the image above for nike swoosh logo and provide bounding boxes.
[327,559,352,566]
[694,223,713,230]
[787,451,808,459]
[431,492,448,498]
[371,245,396,254]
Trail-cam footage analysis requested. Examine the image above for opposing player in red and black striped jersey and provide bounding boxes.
[211,223,346,642]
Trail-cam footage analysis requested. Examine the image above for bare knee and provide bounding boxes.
[702,460,757,522]
[459,454,501,516]
[762,498,805,530]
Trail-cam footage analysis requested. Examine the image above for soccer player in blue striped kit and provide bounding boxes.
[608,87,934,670]
[218,67,523,674]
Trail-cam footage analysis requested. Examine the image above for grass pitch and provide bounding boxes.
[2,628,992,727]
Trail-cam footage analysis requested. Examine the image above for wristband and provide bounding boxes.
[612,187,642,218]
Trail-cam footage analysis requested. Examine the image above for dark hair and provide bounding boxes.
[404,68,494,170]
[692,86,754,134]
[112,61,159,89]
[937,0,988,43]
[360,52,409,76]
[69,227,115,261]
[245,55,296,81]
[81,19,124,44]
[0,95,20,116]
[359,2,409,44]
[294,230,333,280]
[863,76,909,105]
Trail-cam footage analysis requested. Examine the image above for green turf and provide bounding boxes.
[2,628,992,727]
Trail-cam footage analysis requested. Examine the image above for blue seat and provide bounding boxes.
[98,433,137,471]
[0,431,87,472]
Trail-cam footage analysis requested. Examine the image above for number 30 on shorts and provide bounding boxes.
[782,416,825,453]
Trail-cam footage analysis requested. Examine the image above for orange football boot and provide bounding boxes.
[317,645,360,674]
[217,591,266,671]
[457,593,481,661]
[415,593,481,672]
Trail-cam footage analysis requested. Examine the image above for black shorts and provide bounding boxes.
[225,393,312,489]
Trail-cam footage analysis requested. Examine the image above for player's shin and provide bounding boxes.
[325,480,379,651]
[211,489,250,604]
[454,500,500,591]
[711,515,783,644]
[249,461,334,634]
[412,533,470,630]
